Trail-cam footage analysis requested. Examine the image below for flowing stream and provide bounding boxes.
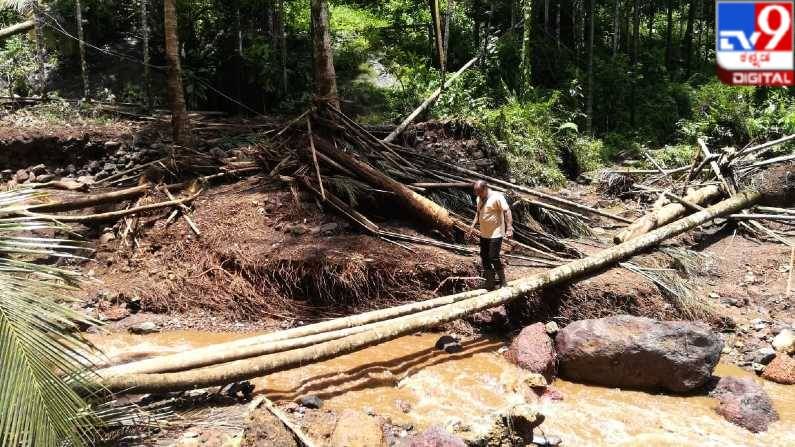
[89,330,795,446]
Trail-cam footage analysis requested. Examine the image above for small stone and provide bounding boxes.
[77,175,95,185]
[435,335,462,354]
[105,140,121,149]
[15,169,29,182]
[772,329,795,353]
[754,347,777,365]
[297,394,323,409]
[751,363,766,375]
[128,321,160,334]
[36,174,54,183]
[99,232,116,245]
[524,373,548,388]
[544,321,559,335]
[29,163,46,174]
[709,292,721,299]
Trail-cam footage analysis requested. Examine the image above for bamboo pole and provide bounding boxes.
[97,287,487,376]
[102,188,763,393]
[383,56,479,143]
[613,184,721,243]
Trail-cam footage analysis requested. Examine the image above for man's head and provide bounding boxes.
[473,180,489,200]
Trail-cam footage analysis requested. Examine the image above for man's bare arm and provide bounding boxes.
[504,207,513,238]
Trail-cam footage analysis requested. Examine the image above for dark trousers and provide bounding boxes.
[479,237,503,271]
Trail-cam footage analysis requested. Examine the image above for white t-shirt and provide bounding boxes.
[476,191,510,239]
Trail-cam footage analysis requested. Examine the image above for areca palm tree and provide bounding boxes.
[0,188,100,446]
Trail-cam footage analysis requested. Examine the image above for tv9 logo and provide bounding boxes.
[717,1,795,86]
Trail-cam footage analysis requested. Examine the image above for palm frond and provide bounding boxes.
[0,0,34,13]
[0,188,101,446]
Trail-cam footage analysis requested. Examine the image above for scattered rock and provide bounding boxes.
[477,404,543,446]
[467,305,509,330]
[297,394,323,409]
[99,232,116,245]
[434,335,462,354]
[35,173,54,183]
[104,140,121,149]
[710,377,779,433]
[241,403,298,447]
[505,323,557,380]
[29,163,46,175]
[128,321,160,334]
[532,434,563,446]
[772,328,795,354]
[402,426,466,447]
[15,169,29,182]
[762,354,795,384]
[544,321,559,335]
[555,315,722,392]
[754,347,777,365]
[330,410,386,447]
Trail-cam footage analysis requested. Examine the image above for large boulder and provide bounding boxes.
[504,323,557,380]
[555,315,722,392]
[402,426,466,447]
[710,377,779,433]
[762,354,795,384]
[330,410,386,447]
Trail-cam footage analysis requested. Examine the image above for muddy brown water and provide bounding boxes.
[88,331,795,446]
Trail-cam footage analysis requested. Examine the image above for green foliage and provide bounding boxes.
[0,189,100,446]
[0,35,37,96]
[678,81,795,149]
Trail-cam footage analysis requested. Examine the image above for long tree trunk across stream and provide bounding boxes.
[102,188,763,393]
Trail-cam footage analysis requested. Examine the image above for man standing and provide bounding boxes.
[469,180,513,290]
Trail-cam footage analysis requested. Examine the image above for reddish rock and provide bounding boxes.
[504,323,557,380]
[710,377,779,433]
[762,354,795,385]
[537,387,564,402]
[555,315,722,392]
[404,426,466,447]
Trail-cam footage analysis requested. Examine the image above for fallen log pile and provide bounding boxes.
[604,134,795,244]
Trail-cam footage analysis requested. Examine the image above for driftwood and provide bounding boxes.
[101,188,764,393]
[613,184,721,243]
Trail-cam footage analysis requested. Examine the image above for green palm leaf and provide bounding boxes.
[0,188,100,446]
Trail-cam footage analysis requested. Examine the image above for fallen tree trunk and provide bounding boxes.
[613,184,722,244]
[24,190,201,222]
[102,187,765,393]
[382,56,479,143]
[313,137,455,232]
[0,20,35,40]
[98,288,486,376]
